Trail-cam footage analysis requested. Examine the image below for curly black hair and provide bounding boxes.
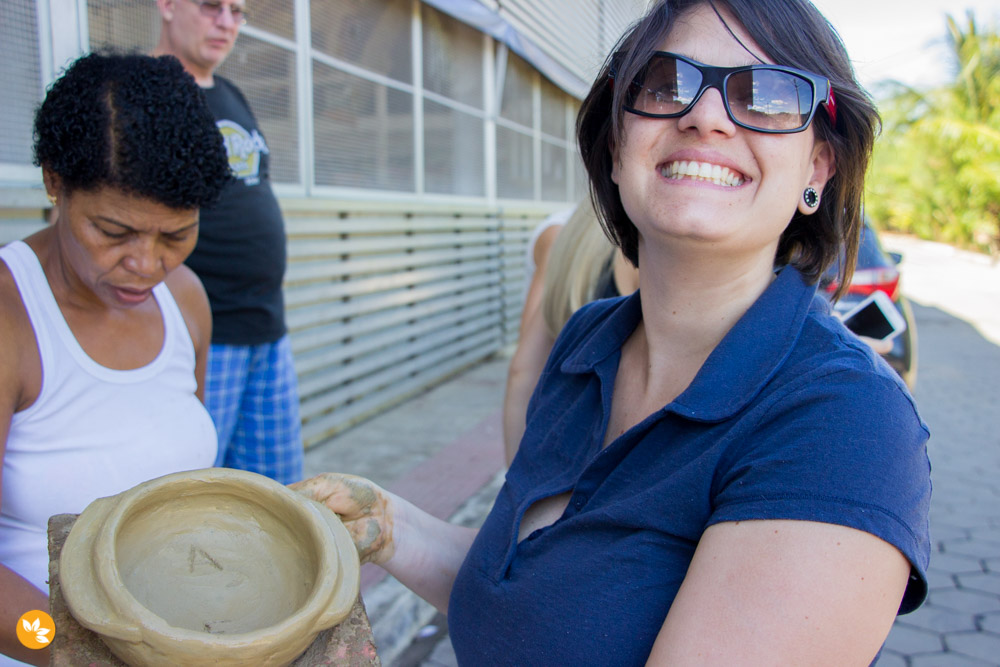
[33,52,231,210]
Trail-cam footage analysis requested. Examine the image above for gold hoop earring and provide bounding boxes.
[46,193,57,206]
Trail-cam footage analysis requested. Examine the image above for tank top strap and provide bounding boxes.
[152,279,196,364]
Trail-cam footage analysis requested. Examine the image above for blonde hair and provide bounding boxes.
[541,200,617,338]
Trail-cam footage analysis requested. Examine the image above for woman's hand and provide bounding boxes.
[290,473,396,565]
[292,472,480,614]
[858,334,893,355]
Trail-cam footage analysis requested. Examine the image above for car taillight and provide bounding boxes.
[846,266,900,299]
[823,267,901,299]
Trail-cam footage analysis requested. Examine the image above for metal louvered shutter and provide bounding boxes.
[1,0,44,167]
[498,0,649,86]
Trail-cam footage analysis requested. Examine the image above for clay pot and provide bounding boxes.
[60,468,360,667]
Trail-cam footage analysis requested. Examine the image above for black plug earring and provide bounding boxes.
[803,187,819,208]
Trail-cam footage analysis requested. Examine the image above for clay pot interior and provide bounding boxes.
[114,487,319,635]
[60,469,360,667]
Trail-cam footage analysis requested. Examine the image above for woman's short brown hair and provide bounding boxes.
[577,0,879,296]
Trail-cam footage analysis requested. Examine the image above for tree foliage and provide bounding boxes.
[865,12,1000,254]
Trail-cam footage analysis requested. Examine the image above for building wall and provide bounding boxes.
[0,0,647,445]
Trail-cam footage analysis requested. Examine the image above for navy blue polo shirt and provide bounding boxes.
[449,266,931,665]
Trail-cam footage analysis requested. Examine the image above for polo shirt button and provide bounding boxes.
[574,498,585,509]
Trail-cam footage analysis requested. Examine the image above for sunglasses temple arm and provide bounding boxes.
[823,86,837,126]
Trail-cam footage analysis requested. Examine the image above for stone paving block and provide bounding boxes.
[967,526,1000,543]
[910,652,995,666]
[874,650,907,667]
[930,552,987,575]
[932,525,972,543]
[932,487,996,508]
[929,512,996,530]
[979,612,1000,635]
[930,589,1000,615]
[957,572,1000,596]
[898,604,978,634]
[421,637,457,667]
[945,631,1000,663]
[925,568,956,590]
[944,538,1000,561]
[883,623,944,654]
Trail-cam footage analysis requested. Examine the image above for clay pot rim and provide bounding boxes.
[71,468,346,645]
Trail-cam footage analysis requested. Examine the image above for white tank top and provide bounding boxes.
[0,241,217,600]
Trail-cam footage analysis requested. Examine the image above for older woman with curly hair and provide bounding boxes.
[0,52,231,666]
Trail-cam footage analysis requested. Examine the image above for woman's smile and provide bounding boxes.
[660,160,746,187]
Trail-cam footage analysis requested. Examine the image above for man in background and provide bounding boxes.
[153,0,303,484]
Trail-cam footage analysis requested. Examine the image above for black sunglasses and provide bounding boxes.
[614,52,837,134]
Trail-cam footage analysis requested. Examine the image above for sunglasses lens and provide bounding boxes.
[627,56,701,116]
[726,69,813,131]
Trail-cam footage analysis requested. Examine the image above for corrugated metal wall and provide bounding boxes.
[281,201,539,446]
[498,0,650,87]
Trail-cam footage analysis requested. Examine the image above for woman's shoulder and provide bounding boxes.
[763,305,927,442]
[796,304,912,393]
[164,263,207,301]
[0,247,37,411]
[0,245,33,341]
[163,264,211,346]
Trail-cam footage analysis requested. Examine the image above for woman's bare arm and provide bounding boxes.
[502,224,561,463]
[0,265,50,666]
[0,566,50,666]
[647,519,909,665]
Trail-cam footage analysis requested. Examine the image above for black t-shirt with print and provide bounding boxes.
[185,76,287,345]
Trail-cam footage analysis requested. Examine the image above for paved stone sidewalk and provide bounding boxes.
[875,236,1000,667]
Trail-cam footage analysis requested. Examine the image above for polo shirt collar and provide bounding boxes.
[560,266,820,422]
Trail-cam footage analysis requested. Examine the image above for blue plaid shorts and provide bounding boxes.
[205,334,304,484]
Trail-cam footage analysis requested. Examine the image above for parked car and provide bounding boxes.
[820,222,918,389]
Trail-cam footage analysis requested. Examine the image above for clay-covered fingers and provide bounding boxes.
[290,473,395,565]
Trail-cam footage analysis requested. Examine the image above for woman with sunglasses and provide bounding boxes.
[295,1,931,663]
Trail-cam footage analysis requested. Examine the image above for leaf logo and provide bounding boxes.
[16,610,55,650]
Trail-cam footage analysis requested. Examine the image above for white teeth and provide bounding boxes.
[661,160,745,187]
